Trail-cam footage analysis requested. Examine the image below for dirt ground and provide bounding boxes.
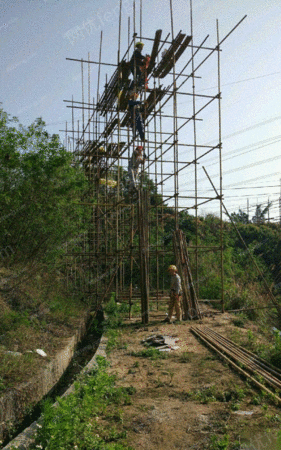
[106,308,281,450]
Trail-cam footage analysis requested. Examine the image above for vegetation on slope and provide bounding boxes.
[0,109,90,393]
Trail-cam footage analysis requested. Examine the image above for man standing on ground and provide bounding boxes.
[166,265,182,323]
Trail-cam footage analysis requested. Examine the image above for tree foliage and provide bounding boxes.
[0,109,89,264]
[252,203,272,224]
[230,209,249,224]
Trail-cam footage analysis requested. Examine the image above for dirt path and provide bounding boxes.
[107,311,281,449]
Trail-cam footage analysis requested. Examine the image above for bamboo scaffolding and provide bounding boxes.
[63,7,248,321]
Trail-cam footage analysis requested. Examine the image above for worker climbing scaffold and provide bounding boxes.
[128,145,146,191]
[128,92,146,141]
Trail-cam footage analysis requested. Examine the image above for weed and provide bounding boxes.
[230,402,240,411]
[229,328,243,346]
[188,385,246,405]
[117,342,128,350]
[106,329,121,352]
[155,376,165,387]
[265,413,281,422]
[106,409,124,424]
[124,386,136,395]
[269,329,281,369]
[229,442,241,450]
[118,303,129,314]
[0,376,5,391]
[104,295,124,329]
[246,330,257,349]
[205,354,217,361]
[32,357,135,450]
[232,314,246,328]
[209,434,230,450]
[131,347,168,360]
[193,386,218,404]
[166,368,175,385]
[178,351,192,363]
[0,350,40,388]
[131,303,141,314]
[169,391,192,402]
[0,310,31,334]
[251,395,262,405]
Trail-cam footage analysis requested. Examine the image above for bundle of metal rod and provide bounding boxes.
[173,229,202,320]
[191,326,281,404]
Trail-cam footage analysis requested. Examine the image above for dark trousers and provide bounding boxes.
[130,111,144,140]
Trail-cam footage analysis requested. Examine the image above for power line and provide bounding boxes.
[200,136,281,167]
[199,71,281,92]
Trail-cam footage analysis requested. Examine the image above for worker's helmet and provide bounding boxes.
[135,42,144,49]
[98,146,105,153]
[167,265,178,273]
[136,145,143,152]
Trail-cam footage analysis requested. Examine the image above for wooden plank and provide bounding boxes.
[173,229,202,320]
[153,31,185,78]
[147,29,162,75]
[160,35,192,79]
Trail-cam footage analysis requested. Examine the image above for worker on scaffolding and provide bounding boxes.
[128,145,146,190]
[164,265,182,323]
[129,42,149,90]
[128,92,146,141]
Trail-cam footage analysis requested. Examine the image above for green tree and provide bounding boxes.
[252,203,271,224]
[0,109,89,264]
[230,209,249,224]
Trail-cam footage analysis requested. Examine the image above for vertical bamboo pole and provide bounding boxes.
[169,0,179,230]
[217,19,224,312]
[138,190,149,324]
[81,59,84,134]
[190,0,199,297]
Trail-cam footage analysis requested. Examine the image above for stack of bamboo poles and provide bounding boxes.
[173,229,201,320]
[191,326,281,405]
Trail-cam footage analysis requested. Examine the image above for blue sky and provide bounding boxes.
[1,0,281,219]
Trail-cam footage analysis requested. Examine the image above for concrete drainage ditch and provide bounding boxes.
[0,309,104,449]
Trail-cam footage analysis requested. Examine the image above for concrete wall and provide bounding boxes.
[0,312,91,443]
[2,336,107,450]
